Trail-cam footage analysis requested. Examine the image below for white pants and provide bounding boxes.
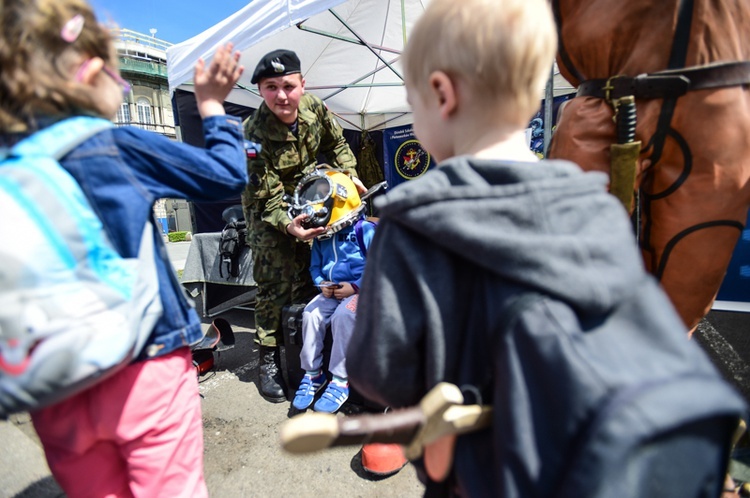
[300,293,358,379]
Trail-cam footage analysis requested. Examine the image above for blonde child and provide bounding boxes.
[0,1,246,496]
[346,0,739,496]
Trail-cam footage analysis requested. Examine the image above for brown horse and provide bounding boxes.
[548,0,750,332]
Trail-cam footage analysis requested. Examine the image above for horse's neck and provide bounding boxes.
[556,0,750,82]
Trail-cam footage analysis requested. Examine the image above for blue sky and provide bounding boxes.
[89,0,252,44]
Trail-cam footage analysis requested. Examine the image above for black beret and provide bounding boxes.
[251,49,302,84]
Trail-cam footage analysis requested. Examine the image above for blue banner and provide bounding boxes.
[382,124,434,188]
[714,210,750,311]
[381,96,572,187]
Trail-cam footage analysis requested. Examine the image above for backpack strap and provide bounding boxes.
[354,216,378,257]
[477,291,543,397]
[1,118,118,287]
[1,118,116,285]
[455,288,546,422]
[354,219,367,257]
[10,117,113,160]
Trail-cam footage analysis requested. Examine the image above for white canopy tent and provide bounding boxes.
[167,0,574,132]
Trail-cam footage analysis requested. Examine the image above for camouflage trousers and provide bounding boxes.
[247,213,317,347]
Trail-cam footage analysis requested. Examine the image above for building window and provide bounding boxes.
[136,98,154,130]
[115,103,130,125]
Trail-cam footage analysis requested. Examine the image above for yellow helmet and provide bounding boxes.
[287,168,365,237]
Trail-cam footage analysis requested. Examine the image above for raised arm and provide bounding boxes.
[193,42,244,119]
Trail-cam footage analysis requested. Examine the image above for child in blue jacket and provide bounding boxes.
[292,215,375,413]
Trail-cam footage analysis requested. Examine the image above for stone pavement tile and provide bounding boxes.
[0,418,63,497]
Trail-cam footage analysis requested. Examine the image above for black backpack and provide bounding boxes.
[219,205,247,279]
[447,285,748,498]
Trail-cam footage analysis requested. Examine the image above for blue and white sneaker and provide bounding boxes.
[292,372,327,410]
[313,382,349,413]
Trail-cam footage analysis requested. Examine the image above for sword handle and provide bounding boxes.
[280,407,424,454]
[615,95,637,144]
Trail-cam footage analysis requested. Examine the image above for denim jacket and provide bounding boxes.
[58,115,247,360]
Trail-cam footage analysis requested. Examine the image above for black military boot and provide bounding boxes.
[258,345,286,403]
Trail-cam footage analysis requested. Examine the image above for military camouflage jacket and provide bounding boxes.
[242,93,358,233]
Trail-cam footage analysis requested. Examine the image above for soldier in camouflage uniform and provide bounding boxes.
[242,49,360,402]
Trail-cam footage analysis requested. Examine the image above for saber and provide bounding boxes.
[280,382,492,460]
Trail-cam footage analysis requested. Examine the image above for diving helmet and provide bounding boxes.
[287,168,365,237]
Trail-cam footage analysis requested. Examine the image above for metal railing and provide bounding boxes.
[112,28,173,52]
[118,56,169,78]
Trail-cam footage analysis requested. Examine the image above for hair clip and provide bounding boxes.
[61,14,84,43]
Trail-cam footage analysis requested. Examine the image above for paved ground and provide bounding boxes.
[4,240,750,497]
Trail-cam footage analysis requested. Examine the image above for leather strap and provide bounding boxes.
[551,0,586,83]
[576,61,750,101]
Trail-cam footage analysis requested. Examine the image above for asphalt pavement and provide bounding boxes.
[3,240,750,497]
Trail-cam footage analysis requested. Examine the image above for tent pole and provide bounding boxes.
[543,65,554,157]
[328,10,403,80]
[312,83,404,90]
[319,56,403,100]
[331,112,410,132]
[401,0,407,47]
[295,23,400,54]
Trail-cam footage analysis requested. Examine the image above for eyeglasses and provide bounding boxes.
[102,66,131,96]
[76,59,131,96]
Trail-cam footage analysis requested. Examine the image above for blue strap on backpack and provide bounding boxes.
[354,217,378,257]
[0,117,163,417]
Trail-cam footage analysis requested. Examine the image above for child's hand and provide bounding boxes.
[319,281,340,298]
[194,42,244,119]
[332,282,355,300]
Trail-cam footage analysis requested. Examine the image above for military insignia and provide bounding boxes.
[271,58,285,73]
[244,139,260,158]
[395,140,431,180]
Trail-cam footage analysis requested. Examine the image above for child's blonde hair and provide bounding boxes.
[403,0,557,127]
[0,0,118,132]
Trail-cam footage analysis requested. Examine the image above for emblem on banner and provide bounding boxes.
[395,140,431,180]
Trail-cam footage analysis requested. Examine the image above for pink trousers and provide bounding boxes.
[31,348,207,498]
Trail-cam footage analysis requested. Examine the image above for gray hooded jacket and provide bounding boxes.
[348,156,649,404]
[346,157,740,497]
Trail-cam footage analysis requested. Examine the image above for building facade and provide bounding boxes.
[113,29,192,235]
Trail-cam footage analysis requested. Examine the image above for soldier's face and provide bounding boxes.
[258,74,305,124]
